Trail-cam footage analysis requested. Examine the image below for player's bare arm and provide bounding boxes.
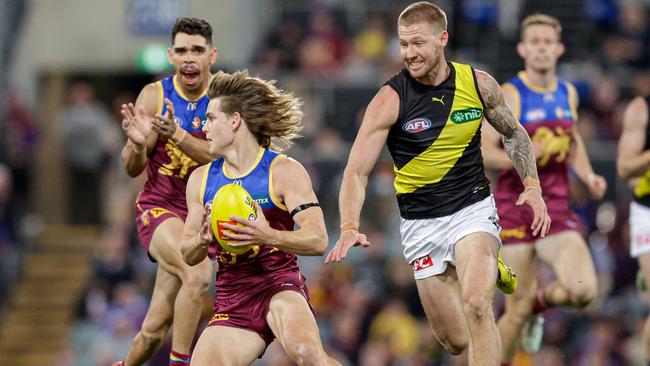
[325,85,399,263]
[481,83,522,169]
[570,124,607,200]
[477,71,538,182]
[180,165,213,265]
[476,70,551,236]
[618,96,650,180]
[121,83,161,177]
[223,157,328,256]
[152,97,217,165]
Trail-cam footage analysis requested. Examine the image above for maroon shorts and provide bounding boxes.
[135,194,187,259]
[497,196,580,245]
[207,271,313,346]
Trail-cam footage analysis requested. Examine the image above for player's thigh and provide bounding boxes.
[266,290,326,353]
[502,243,537,304]
[454,231,499,301]
[415,267,468,344]
[149,217,212,281]
[535,230,597,288]
[192,326,266,366]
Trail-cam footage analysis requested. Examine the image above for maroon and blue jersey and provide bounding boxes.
[200,148,300,298]
[138,74,209,209]
[496,72,580,242]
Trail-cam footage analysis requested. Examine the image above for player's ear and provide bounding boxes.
[556,42,565,58]
[168,47,173,64]
[439,31,449,47]
[231,112,242,130]
[210,47,218,65]
[516,42,525,58]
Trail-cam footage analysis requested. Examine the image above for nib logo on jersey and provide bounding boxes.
[403,118,432,133]
[450,108,483,124]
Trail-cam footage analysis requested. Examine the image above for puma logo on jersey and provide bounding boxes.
[431,95,445,105]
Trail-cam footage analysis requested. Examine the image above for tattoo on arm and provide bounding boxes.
[477,70,539,181]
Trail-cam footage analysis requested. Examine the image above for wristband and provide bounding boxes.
[340,221,358,233]
[173,129,188,145]
[523,177,541,192]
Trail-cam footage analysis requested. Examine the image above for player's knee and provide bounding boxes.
[183,267,212,300]
[570,283,597,308]
[138,324,168,351]
[285,341,326,365]
[463,294,491,322]
[438,334,468,355]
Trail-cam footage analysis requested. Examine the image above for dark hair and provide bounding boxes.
[171,18,213,45]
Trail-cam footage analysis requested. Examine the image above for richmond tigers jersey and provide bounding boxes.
[138,74,209,208]
[634,97,650,207]
[385,62,490,219]
[494,72,577,206]
[200,148,299,298]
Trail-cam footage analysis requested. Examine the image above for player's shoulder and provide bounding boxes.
[623,96,649,127]
[472,68,499,90]
[271,154,303,173]
[188,162,212,184]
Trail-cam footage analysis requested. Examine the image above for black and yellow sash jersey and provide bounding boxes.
[634,97,650,207]
[385,61,490,219]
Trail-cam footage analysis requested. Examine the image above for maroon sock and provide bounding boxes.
[532,288,548,314]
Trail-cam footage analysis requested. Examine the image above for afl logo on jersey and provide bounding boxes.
[403,118,432,133]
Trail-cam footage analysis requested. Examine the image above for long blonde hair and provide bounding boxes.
[208,70,303,151]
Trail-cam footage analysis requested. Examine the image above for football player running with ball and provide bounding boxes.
[180,70,341,366]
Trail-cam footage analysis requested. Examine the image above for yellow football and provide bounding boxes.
[210,183,257,255]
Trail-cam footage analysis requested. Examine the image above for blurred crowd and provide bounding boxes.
[2,0,650,365]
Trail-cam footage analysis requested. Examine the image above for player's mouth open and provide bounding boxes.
[181,71,200,85]
[409,60,424,70]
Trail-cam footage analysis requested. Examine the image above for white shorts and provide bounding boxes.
[400,195,502,280]
[630,201,650,258]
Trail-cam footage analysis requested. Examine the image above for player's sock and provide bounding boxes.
[532,288,548,314]
[170,350,191,365]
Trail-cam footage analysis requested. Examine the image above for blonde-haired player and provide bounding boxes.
[181,70,341,365]
[483,14,607,362]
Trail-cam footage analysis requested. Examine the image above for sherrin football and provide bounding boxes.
[210,183,257,255]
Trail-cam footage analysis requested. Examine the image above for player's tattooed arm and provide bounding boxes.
[476,70,539,182]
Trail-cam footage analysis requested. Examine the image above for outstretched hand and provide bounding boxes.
[152,98,178,139]
[516,188,551,237]
[586,173,607,200]
[121,103,151,147]
[197,208,214,248]
[324,230,370,263]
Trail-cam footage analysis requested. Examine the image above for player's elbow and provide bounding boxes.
[616,159,631,179]
[181,242,201,266]
[125,167,142,178]
[313,231,328,256]
[183,251,201,266]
